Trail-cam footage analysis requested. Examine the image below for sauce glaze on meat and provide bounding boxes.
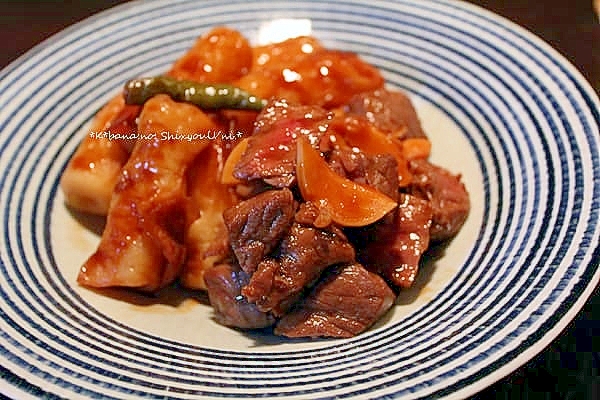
[66,27,470,339]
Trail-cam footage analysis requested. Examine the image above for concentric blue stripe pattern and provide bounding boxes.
[0,0,598,398]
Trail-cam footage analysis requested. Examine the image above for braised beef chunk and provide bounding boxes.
[359,194,432,289]
[328,148,399,201]
[233,100,331,187]
[294,201,333,229]
[242,222,356,316]
[407,159,470,242]
[204,263,276,329]
[275,263,395,338]
[223,188,296,274]
[344,88,426,140]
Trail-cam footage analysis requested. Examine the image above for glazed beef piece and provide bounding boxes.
[242,222,356,316]
[233,100,331,187]
[407,159,470,242]
[204,263,276,329]
[344,88,426,140]
[223,188,296,274]
[328,148,399,201]
[275,263,395,338]
[294,201,334,229]
[358,194,433,289]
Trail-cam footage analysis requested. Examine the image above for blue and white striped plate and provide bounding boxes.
[1,1,598,398]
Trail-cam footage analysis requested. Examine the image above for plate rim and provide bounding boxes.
[1,0,599,398]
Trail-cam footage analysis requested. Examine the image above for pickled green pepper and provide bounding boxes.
[123,76,267,111]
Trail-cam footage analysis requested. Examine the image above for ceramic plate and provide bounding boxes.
[1,0,598,399]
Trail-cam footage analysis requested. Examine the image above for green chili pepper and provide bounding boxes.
[123,76,267,111]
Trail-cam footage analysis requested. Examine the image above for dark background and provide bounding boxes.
[1,1,598,398]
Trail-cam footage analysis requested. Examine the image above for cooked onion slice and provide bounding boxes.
[220,137,249,184]
[296,136,397,227]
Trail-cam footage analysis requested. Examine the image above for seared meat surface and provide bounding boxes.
[242,221,356,316]
[275,263,395,338]
[204,263,276,329]
[407,159,470,242]
[223,188,296,274]
[358,194,433,289]
[233,100,331,187]
[344,88,426,140]
[328,149,399,202]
